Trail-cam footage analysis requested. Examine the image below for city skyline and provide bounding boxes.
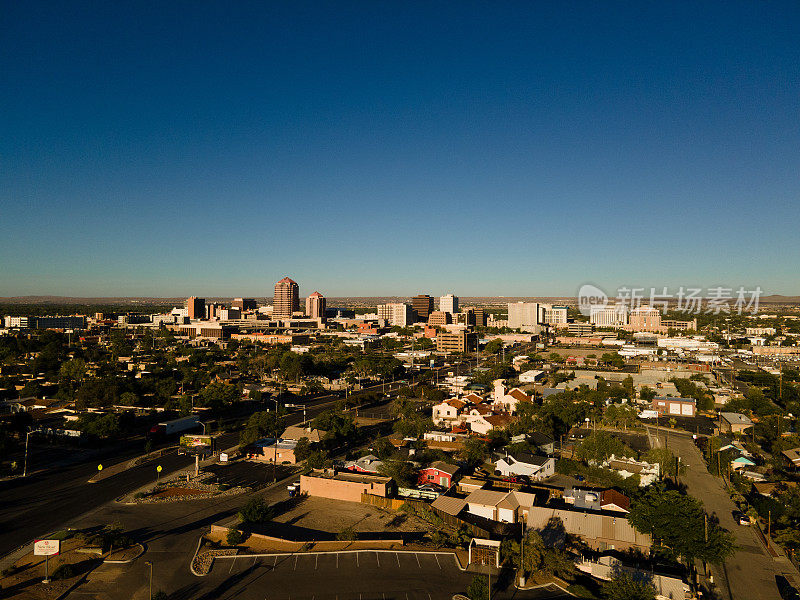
[3,2,799,297]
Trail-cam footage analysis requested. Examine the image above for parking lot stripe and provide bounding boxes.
[356,553,359,567]
[294,555,298,570]
[395,552,400,567]
[229,556,237,574]
[435,554,441,569]
[336,553,339,568]
[375,552,380,567]
[415,553,421,568]
[315,554,318,570]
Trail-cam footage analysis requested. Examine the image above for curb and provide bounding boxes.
[103,543,146,564]
[189,535,205,576]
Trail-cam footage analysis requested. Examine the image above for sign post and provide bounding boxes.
[156,464,162,482]
[34,539,60,583]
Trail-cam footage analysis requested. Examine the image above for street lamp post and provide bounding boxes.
[23,430,34,477]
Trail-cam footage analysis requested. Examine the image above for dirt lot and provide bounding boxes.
[267,496,431,538]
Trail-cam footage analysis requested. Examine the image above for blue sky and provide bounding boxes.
[2,2,799,297]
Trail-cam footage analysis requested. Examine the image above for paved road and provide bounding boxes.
[650,427,797,600]
[0,386,390,561]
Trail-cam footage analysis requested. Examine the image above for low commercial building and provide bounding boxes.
[651,396,696,417]
[245,438,298,464]
[300,469,394,503]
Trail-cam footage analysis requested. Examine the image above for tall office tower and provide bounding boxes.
[305,291,326,319]
[187,297,205,320]
[507,302,540,331]
[233,298,257,311]
[377,303,414,327]
[439,294,458,314]
[412,294,434,321]
[273,277,300,317]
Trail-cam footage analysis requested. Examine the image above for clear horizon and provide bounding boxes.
[2,3,799,297]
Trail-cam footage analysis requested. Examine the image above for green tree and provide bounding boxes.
[627,486,735,564]
[378,459,417,488]
[294,437,311,461]
[639,386,657,402]
[198,382,239,412]
[576,431,634,463]
[601,573,656,600]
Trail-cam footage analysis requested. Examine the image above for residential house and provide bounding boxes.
[417,461,460,488]
[494,452,555,480]
[718,412,753,434]
[782,447,800,470]
[464,489,538,524]
[564,488,631,514]
[432,398,467,427]
[280,425,326,443]
[343,454,384,474]
[469,414,513,435]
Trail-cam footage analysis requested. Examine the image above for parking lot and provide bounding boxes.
[204,461,296,489]
[205,551,470,600]
[201,551,572,600]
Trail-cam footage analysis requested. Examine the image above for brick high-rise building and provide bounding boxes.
[232,298,257,311]
[305,291,326,319]
[274,277,300,317]
[186,296,205,320]
[412,294,434,322]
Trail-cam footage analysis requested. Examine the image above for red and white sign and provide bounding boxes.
[34,540,60,556]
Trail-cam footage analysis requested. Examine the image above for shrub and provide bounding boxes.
[226,528,243,546]
[238,497,274,524]
[52,563,77,580]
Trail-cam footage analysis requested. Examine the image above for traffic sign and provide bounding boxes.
[156,465,162,473]
[97,464,103,471]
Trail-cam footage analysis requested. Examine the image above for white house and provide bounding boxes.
[494,452,555,480]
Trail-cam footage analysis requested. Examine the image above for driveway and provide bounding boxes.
[649,427,798,600]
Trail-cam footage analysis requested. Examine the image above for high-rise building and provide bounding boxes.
[439,294,458,314]
[412,294,434,322]
[541,305,568,326]
[507,302,540,331]
[233,298,257,311]
[427,311,451,328]
[628,306,662,332]
[305,292,326,319]
[274,277,300,317]
[187,297,205,320]
[436,330,477,353]
[377,303,414,327]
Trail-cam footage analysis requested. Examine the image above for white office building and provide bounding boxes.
[439,294,458,314]
[541,305,568,325]
[589,305,629,328]
[507,302,542,332]
[377,303,414,327]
